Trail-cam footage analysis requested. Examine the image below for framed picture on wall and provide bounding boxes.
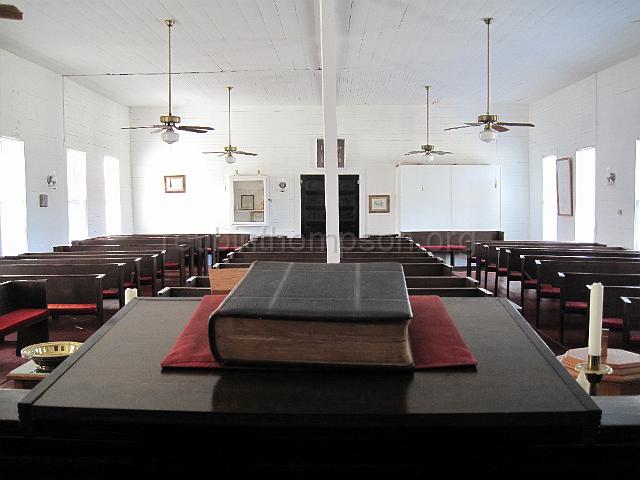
[556,157,573,216]
[368,194,390,213]
[240,194,255,210]
[316,138,345,168]
[164,175,186,193]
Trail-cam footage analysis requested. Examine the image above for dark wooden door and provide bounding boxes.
[300,175,359,238]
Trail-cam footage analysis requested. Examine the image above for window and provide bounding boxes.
[66,149,88,242]
[104,156,121,235]
[0,137,28,255]
[635,140,640,250]
[575,147,596,242]
[542,155,558,240]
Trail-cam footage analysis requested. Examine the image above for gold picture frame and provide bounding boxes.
[369,194,390,213]
[164,175,186,193]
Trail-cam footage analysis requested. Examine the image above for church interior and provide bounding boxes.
[0,0,640,473]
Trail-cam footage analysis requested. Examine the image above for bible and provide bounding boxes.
[208,261,414,369]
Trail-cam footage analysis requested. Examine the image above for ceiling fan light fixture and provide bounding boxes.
[225,154,236,164]
[479,126,496,143]
[426,153,435,163]
[161,128,179,144]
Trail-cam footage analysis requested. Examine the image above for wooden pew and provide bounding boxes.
[472,241,605,284]
[515,252,640,306]
[0,257,142,300]
[621,297,640,349]
[216,233,251,262]
[408,287,492,297]
[66,243,189,286]
[401,230,503,267]
[536,260,640,328]
[186,276,210,288]
[482,242,609,288]
[405,276,478,288]
[0,274,105,324]
[52,247,166,293]
[0,280,49,355]
[158,287,210,298]
[0,263,125,308]
[558,272,640,344]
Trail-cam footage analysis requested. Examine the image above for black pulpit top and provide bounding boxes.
[19,297,599,434]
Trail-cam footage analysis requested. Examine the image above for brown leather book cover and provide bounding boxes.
[208,261,413,369]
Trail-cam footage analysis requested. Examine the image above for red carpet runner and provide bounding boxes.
[161,295,477,370]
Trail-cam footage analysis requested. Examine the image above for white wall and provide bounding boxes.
[131,102,530,238]
[0,48,132,252]
[530,52,640,248]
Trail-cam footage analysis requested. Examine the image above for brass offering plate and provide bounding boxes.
[21,341,83,372]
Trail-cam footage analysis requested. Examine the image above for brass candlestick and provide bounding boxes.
[575,354,612,396]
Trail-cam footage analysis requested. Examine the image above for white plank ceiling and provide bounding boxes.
[1,0,640,107]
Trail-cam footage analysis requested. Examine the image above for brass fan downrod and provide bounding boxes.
[160,19,180,125]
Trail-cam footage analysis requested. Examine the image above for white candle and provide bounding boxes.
[125,288,138,305]
[587,283,603,356]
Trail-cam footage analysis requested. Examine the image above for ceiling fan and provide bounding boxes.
[405,85,452,162]
[0,4,22,20]
[122,19,214,144]
[445,18,534,143]
[202,86,257,164]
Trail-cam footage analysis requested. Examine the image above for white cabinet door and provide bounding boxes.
[398,165,452,230]
[451,165,501,230]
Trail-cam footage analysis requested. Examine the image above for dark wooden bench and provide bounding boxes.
[621,297,640,349]
[515,252,640,306]
[403,230,504,268]
[405,276,478,288]
[0,280,49,355]
[473,241,605,284]
[558,272,640,345]
[535,260,640,328]
[0,257,142,301]
[0,263,127,308]
[216,233,251,263]
[585,286,640,347]
[0,274,105,324]
[157,287,210,298]
[407,287,492,297]
[52,247,166,293]
[186,276,211,288]
[66,243,189,286]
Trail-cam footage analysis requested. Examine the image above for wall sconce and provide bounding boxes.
[278,177,287,192]
[46,171,57,189]
[606,169,616,185]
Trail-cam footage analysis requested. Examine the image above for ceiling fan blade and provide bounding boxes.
[497,122,535,128]
[178,127,209,133]
[150,128,166,134]
[235,151,258,156]
[405,151,423,155]
[491,124,509,133]
[179,125,214,131]
[432,151,453,155]
[0,4,22,20]
[121,125,164,130]
[202,151,227,155]
[444,124,479,131]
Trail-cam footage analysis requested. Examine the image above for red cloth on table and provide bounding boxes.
[161,295,478,370]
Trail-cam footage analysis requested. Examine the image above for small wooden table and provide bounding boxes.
[7,361,48,389]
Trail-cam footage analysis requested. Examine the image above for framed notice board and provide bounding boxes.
[556,157,573,216]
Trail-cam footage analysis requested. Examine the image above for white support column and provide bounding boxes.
[320,0,341,263]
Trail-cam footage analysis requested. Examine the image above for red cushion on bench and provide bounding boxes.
[102,288,119,298]
[218,246,237,252]
[165,262,180,269]
[420,245,466,251]
[565,301,588,311]
[508,271,522,278]
[498,267,508,274]
[48,304,97,314]
[486,263,497,271]
[523,279,537,287]
[0,309,48,336]
[630,332,640,343]
[540,284,560,297]
[603,317,623,329]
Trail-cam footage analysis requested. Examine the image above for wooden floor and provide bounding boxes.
[0,270,637,388]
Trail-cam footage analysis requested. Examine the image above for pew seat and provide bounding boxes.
[0,280,50,355]
[48,303,98,315]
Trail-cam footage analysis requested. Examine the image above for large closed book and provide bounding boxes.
[208,261,413,369]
